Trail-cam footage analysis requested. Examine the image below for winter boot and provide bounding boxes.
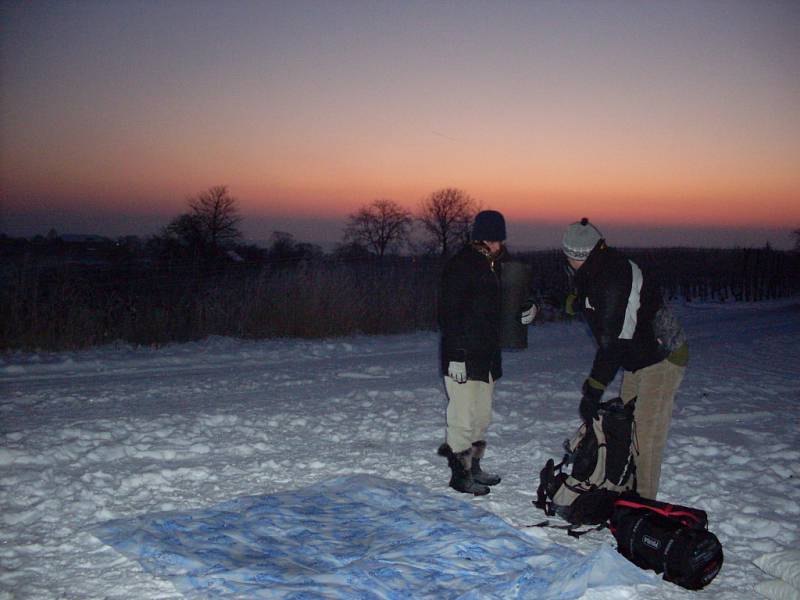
[471,441,501,486]
[437,443,490,496]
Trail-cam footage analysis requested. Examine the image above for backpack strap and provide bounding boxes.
[525,520,607,539]
[567,523,607,538]
[534,457,566,515]
[614,498,707,528]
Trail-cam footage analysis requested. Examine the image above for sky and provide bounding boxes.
[1,0,799,249]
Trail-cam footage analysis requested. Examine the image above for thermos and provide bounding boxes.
[500,261,532,349]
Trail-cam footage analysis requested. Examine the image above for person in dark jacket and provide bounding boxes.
[562,218,688,499]
[437,210,534,495]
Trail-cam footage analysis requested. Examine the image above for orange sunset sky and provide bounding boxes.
[1,1,799,248]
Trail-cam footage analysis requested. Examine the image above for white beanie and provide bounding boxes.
[562,218,603,261]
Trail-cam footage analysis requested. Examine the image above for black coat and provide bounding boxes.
[573,244,667,386]
[438,243,503,382]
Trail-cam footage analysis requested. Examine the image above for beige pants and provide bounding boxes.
[621,359,686,500]
[444,377,495,453]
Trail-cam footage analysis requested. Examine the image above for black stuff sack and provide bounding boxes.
[610,494,724,590]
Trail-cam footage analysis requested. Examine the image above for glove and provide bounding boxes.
[579,378,604,422]
[447,361,467,384]
[579,395,600,423]
[565,293,578,316]
[520,303,538,325]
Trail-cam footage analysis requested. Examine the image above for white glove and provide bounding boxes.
[447,361,467,383]
[521,303,538,325]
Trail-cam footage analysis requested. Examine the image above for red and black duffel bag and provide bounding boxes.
[610,493,724,590]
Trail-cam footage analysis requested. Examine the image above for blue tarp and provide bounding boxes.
[91,474,654,599]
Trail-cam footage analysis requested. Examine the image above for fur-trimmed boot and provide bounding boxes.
[471,441,501,486]
[437,443,490,496]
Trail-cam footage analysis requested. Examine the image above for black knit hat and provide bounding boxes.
[471,210,506,241]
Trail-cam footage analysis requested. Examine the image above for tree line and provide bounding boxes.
[150,185,480,263]
[9,185,800,265]
[1,186,799,351]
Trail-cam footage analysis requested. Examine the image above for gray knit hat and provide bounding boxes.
[562,218,603,261]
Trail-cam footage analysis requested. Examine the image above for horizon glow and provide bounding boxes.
[1,1,799,247]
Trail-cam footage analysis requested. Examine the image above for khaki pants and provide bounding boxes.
[621,359,686,499]
[444,377,494,453]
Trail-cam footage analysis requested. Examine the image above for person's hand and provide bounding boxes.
[520,303,537,325]
[448,361,467,383]
[579,378,604,423]
[579,395,599,423]
[565,293,578,316]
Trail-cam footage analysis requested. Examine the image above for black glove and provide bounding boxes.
[579,395,600,423]
[579,379,604,423]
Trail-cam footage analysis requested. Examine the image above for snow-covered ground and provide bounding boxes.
[1,300,798,599]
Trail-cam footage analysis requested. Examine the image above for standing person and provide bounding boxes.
[436,210,536,496]
[562,218,688,500]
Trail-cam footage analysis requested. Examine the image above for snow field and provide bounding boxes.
[1,301,798,599]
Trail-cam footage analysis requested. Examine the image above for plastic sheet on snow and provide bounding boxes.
[90,474,654,599]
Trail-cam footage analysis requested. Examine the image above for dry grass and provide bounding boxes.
[2,248,798,351]
[0,259,439,350]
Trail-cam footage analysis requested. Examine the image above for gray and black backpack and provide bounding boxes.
[535,397,637,527]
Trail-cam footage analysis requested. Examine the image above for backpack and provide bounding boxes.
[610,493,724,590]
[534,397,637,526]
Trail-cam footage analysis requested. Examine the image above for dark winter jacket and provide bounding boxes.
[573,243,685,387]
[438,243,504,382]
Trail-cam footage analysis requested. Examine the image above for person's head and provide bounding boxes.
[562,218,603,270]
[471,210,506,253]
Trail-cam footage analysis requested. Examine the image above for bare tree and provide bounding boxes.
[188,185,242,250]
[159,186,242,261]
[343,199,413,258]
[418,187,478,257]
[164,213,205,246]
